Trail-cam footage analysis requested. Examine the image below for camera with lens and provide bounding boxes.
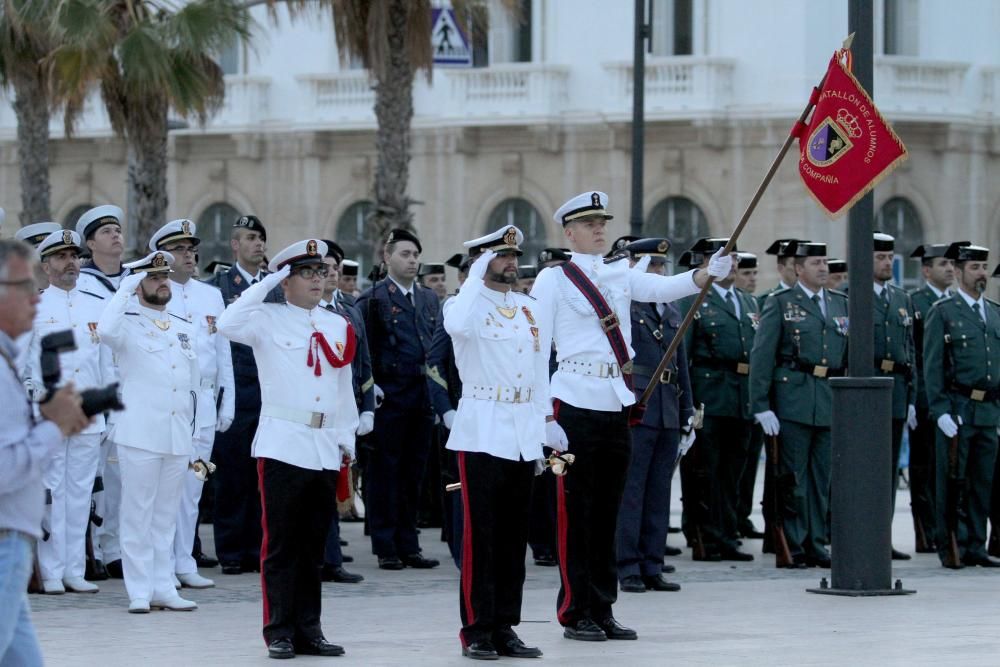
[39,330,124,417]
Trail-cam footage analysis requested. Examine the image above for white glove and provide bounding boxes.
[468,249,496,281]
[443,410,456,431]
[356,411,374,436]
[545,419,569,451]
[261,264,291,289]
[215,410,233,433]
[936,414,959,438]
[373,384,384,409]
[679,427,696,457]
[706,248,734,280]
[755,410,781,436]
[906,404,918,431]
[338,442,355,462]
[119,271,145,294]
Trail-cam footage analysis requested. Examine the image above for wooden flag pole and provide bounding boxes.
[632,37,852,416]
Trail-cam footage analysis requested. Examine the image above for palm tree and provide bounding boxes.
[47,0,252,243]
[0,1,57,226]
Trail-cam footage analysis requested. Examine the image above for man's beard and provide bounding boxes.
[487,269,518,285]
[141,285,172,306]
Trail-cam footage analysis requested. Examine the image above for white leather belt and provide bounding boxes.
[558,359,623,379]
[462,385,534,404]
[201,378,216,391]
[261,405,335,429]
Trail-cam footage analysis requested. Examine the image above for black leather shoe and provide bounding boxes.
[533,552,557,567]
[296,636,345,656]
[339,539,348,547]
[891,548,911,561]
[720,549,755,562]
[221,561,242,575]
[663,545,682,557]
[692,551,721,562]
[596,616,638,640]
[668,526,681,534]
[661,563,676,574]
[378,556,405,570]
[806,554,832,568]
[493,635,542,658]
[341,555,354,563]
[462,640,499,660]
[241,557,261,573]
[194,553,219,568]
[739,523,765,539]
[642,574,681,592]
[619,575,646,593]
[105,559,124,579]
[782,554,808,569]
[321,565,364,583]
[402,553,440,569]
[267,638,295,659]
[963,553,1000,568]
[563,618,606,641]
[86,559,109,581]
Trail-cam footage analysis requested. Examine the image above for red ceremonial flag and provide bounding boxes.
[794,50,907,218]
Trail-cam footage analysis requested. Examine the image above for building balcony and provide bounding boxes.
[438,63,570,124]
[981,67,1000,118]
[209,75,272,129]
[296,71,376,127]
[603,56,736,118]
[874,56,970,119]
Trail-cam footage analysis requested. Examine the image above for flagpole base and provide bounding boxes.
[807,577,915,597]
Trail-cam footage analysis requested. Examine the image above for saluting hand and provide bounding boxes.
[468,250,497,282]
[119,271,146,295]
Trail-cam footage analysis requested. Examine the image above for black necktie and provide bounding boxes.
[725,290,736,316]
[407,292,414,307]
[973,302,984,324]
[812,294,825,318]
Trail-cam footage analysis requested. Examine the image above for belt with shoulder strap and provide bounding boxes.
[692,358,751,376]
[260,404,336,429]
[949,383,1000,402]
[778,357,845,378]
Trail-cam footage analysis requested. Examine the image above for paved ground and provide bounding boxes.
[28,475,1000,666]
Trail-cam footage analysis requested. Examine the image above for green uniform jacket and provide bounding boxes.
[922,293,1000,427]
[909,285,947,410]
[873,284,917,420]
[681,288,759,420]
[749,284,850,428]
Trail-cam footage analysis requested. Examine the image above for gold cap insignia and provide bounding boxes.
[152,253,166,268]
[306,240,318,256]
[591,192,601,207]
[503,227,517,246]
[62,230,73,245]
[657,240,670,253]
[181,221,191,235]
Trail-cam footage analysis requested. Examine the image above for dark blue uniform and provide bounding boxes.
[357,278,441,559]
[206,266,283,570]
[616,301,693,580]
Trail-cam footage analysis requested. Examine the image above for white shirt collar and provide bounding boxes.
[388,275,414,296]
[711,283,734,300]
[927,284,947,299]
[778,280,792,291]
[956,288,984,311]
[236,263,261,285]
[797,282,825,301]
[874,282,885,296]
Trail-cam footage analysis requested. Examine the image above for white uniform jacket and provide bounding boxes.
[530,253,701,412]
[443,278,548,462]
[25,285,115,435]
[216,279,359,470]
[167,279,235,429]
[97,287,199,456]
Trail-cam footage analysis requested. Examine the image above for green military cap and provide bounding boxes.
[738,252,758,269]
[944,242,987,262]
[793,242,827,257]
[909,243,952,259]
[418,263,445,277]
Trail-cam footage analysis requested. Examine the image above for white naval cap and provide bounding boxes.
[124,250,175,274]
[340,259,359,276]
[37,229,84,259]
[462,225,524,256]
[15,222,63,247]
[552,191,614,226]
[149,219,200,251]
[76,205,125,240]
[268,239,328,273]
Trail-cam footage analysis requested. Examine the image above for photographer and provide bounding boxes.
[25,231,115,595]
[0,239,90,665]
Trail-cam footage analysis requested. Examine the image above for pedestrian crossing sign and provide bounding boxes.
[431,8,472,67]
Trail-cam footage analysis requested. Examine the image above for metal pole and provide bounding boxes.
[810,0,913,597]
[629,0,647,239]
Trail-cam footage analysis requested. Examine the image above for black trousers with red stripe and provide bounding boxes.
[457,451,535,646]
[258,457,338,645]
[554,402,632,626]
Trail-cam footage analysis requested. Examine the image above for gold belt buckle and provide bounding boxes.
[652,329,663,341]
[971,389,986,401]
[310,412,326,428]
[736,362,750,375]
[660,369,675,384]
[512,387,522,403]
[880,359,895,373]
[813,366,828,378]
[600,313,620,333]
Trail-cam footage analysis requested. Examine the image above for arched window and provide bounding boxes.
[63,204,93,231]
[336,201,377,277]
[644,196,709,267]
[876,197,923,289]
[486,198,547,262]
[196,202,241,270]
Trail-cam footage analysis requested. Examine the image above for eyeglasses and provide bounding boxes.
[293,267,329,280]
[164,245,197,256]
[0,278,39,295]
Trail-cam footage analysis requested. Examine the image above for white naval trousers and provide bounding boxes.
[118,445,188,602]
[37,434,101,581]
[95,436,122,563]
[172,425,215,575]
